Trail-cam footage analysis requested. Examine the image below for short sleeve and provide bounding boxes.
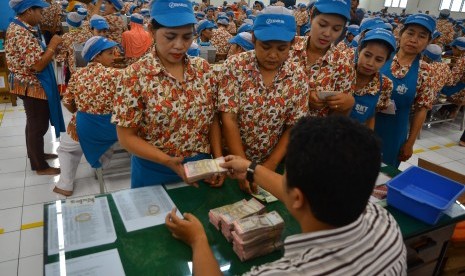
[19,31,43,69]
[447,56,465,86]
[414,62,436,109]
[376,76,393,110]
[285,66,309,126]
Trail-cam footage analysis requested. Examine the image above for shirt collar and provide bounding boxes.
[243,51,293,81]
[295,36,336,65]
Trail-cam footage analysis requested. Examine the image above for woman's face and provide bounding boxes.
[254,39,291,71]
[94,47,117,67]
[399,24,430,55]
[309,13,345,50]
[201,28,213,40]
[357,42,390,77]
[93,29,108,37]
[152,25,194,66]
[228,44,245,57]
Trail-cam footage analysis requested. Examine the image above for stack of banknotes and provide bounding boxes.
[184,157,228,183]
[231,211,285,261]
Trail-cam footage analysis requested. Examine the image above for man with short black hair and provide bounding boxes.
[165,116,407,275]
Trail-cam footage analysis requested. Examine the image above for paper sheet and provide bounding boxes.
[45,249,125,276]
[164,181,190,190]
[112,186,182,232]
[47,197,117,255]
[375,172,392,186]
[444,201,465,218]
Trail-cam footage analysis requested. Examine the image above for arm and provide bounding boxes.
[262,127,290,171]
[366,116,375,130]
[399,107,428,161]
[209,113,223,158]
[31,35,62,72]
[220,155,285,201]
[116,126,190,184]
[220,112,246,158]
[165,209,222,276]
[63,102,77,113]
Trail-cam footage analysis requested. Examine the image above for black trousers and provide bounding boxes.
[23,96,50,170]
[461,130,465,142]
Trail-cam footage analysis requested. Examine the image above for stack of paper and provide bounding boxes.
[232,211,285,261]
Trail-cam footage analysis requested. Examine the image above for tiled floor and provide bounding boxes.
[0,100,131,276]
[0,100,465,275]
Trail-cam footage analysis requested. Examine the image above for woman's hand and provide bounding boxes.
[163,156,199,187]
[165,208,207,247]
[398,143,413,162]
[204,173,226,188]
[326,93,355,112]
[309,91,325,109]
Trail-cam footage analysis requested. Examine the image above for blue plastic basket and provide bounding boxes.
[386,166,465,225]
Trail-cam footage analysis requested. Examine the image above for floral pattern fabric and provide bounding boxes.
[436,19,455,46]
[427,61,452,95]
[355,72,393,110]
[64,62,122,141]
[290,36,356,117]
[217,51,309,162]
[5,19,46,99]
[56,28,92,75]
[211,27,233,55]
[294,10,308,26]
[104,13,128,44]
[112,48,217,157]
[40,2,62,32]
[227,21,237,34]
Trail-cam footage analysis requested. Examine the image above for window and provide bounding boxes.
[440,0,465,12]
[384,0,408,8]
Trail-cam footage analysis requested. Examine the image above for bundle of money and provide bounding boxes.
[219,198,266,241]
[208,199,248,230]
[231,211,285,261]
[184,157,228,183]
[252,187,278,203]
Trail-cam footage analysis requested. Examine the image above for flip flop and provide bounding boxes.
[44,153,58,160]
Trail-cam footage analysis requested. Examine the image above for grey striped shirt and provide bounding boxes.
[244,202,407,275]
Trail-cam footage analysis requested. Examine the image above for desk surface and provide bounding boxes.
[44,166,465,276]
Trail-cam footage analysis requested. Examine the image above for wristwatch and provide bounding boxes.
[246,161,258,184]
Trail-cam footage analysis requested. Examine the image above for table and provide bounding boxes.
[43,166,465,275]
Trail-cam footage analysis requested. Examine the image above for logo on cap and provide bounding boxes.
[266,18,285,25]
[414,15,430,21]
[169,2,188,8]
[332,0,347,5]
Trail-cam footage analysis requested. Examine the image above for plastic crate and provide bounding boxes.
[387,166,465,225]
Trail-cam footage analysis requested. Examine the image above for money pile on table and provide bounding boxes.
[232,211,285,261]
[209,198,265,240]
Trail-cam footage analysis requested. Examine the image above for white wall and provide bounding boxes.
[359,0,465,19]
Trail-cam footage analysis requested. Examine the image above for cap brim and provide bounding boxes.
[254,29,295,42]
[101,41,119,51]
[94,23,109,30]
[314,3,349,20]
[154,13,197,27]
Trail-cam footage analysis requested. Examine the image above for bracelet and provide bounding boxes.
[46,47,55,54]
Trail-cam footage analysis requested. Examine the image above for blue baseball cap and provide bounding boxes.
[237,23,253,33]
[226,11,234,17]
[404,14,436,34]
[229,32,254,51]
[140,8,150,16]
[195,12,205,19]
[129,4,137,14]
[77,7,87,18]
[314,0,351,20]
[347,25,360,36]
[432,30,441,39]
[360,28,397,52]
[253,7,296,42]
[130,13,144,24]
[66,12,83,28]
[196,19,217,35]
[422,44,442,62]
[151,0,197,27]
[107,0,123,10]
[82,36,118,62]
[9,0,49,14]
[360,17,389,33]
[451,37,465,50]
[90,14,109,30]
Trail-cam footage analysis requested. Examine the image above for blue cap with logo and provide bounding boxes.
[237,23,253,33]
[229,32,254,51]
[82,36,118,62]
[90,14,109,30]
[360,17,389,33]
[347,25,360,36]
[432,30,441,39]
[404,14,436,34]
[77,7,87,18]
[131,13,144,24]
[450,37,465,50]
[195,11,206,19]
[9,0,49,14]
[107,0,123,10]
[151,0,197,27]
[422,44,442,62]
[253,6,296,42]
[66,12,83,28]
[314,0,351,20]
[196,19,217,35]
[360,28,397,52]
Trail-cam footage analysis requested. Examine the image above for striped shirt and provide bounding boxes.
[244,202,407,276]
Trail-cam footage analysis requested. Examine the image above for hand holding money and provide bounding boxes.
[184,157,228,183]
[165,208,207,247]
[219,155,251,180]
